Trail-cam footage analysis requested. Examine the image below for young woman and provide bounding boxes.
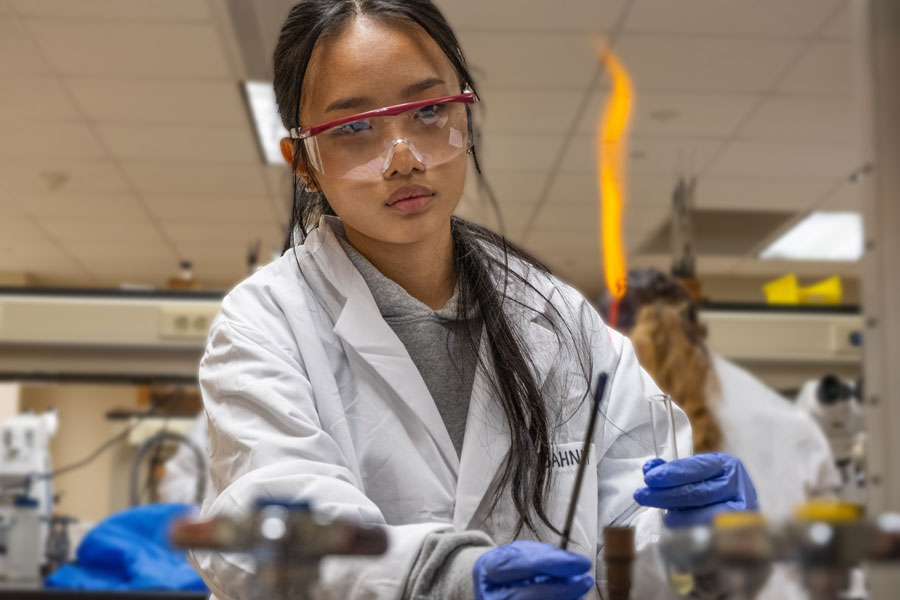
[191,2,756,598]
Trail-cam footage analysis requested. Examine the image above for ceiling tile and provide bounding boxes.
[478,88,586,135]
[0,217,52,243]
[578,90,760,138]
[453,197,493,233]
[478,170,548,206]
[16,191,147,219]
[0,16,51,74]
[64,241,174,262]
[705,141,859,178]
[66,79,248,125]
[95,124,258,163]
[478,134,567,172]
[0,160,130,193]
[0,242,86,276]
[529,202,598,233]
[0,121,106,159]
[172,242,254,263]
[0,76,81,120]
[84,258,176,286]
[628,175,683,208]
[38,218,166,244]
[740,95,854,142]
[0,193,27,217]
[25,21,231,77]
[457,31,599,88]
[816,180,862,211]
[820,2,852,39]
[441,0,627,32]
[696,176,836,211]
[561,135,721,175]
[121,163,269,196]
[145,195,278,223]
[531,173,683,212]
[615,35,802,93]
[776,41,852,95]
[11,0,211,21]
[159,221,282,246]
[625,0,841,37]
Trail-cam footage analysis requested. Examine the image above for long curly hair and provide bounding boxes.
[616,270,723,453]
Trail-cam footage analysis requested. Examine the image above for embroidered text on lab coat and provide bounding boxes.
[550,447,590,469]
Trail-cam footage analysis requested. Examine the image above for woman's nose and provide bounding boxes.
[381,138,426,177]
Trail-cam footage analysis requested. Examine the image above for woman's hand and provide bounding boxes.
[472,540,594,600]
[634,453,759,528]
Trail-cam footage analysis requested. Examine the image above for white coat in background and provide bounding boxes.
[158,411,211,506]
[711,354,841,600]
[191,217,691,600]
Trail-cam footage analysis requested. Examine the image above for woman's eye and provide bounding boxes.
[416,104,443,120]
[333,119,372,135]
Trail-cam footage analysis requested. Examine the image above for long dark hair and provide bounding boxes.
[273,0,580,536]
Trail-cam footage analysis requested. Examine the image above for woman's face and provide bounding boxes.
[284,17,468,247]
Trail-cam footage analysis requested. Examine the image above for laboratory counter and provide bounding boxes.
[0,580,207,599]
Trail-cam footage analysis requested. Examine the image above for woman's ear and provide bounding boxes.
[279,137,295,166]
[280,138,317,191]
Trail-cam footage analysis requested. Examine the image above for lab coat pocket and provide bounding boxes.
[548,442,598,560]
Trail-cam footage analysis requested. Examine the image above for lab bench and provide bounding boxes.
[0,580,207,599]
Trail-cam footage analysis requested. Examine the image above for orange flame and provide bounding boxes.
[597,50,634,306]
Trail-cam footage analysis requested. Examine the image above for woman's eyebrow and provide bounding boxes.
[323,77,447,114]
[325,96,371,113]
[402,77,445,97]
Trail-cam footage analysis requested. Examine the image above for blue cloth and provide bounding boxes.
[45,503,207,591]
[473,540,594,600]
[634,453,759,528]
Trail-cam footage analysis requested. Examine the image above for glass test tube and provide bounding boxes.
[648,393,679,460]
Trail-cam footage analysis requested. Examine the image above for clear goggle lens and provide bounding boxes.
[302,101,471,181]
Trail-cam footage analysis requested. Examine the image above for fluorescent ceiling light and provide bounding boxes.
[243,81,288,165]
[760,211,863,261]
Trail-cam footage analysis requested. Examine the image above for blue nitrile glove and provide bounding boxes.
[473,540,594,600]
[633,453,759,529]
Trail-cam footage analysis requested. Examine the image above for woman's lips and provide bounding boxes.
[387,193,433,214]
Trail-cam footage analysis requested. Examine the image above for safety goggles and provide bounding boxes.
[289,90,476,181]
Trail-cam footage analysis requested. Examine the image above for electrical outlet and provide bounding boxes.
[158,306,217,340]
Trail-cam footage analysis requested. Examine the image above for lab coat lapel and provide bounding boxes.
[305,220,461,479]
[453,303,559,531]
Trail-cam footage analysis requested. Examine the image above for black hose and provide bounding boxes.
[129,431,206,506]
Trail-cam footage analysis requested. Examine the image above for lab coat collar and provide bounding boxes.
[303,217,461,479]
[303,217,559,528]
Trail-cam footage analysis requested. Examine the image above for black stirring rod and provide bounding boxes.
[559,372,608,551]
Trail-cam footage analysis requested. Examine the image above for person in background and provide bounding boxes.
[607,268,840,600]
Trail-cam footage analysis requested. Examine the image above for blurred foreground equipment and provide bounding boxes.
[659,502,900,600]
[171,501,388,600]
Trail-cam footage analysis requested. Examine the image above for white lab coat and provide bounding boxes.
[191,216,691,600]
[712,355,841,600]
